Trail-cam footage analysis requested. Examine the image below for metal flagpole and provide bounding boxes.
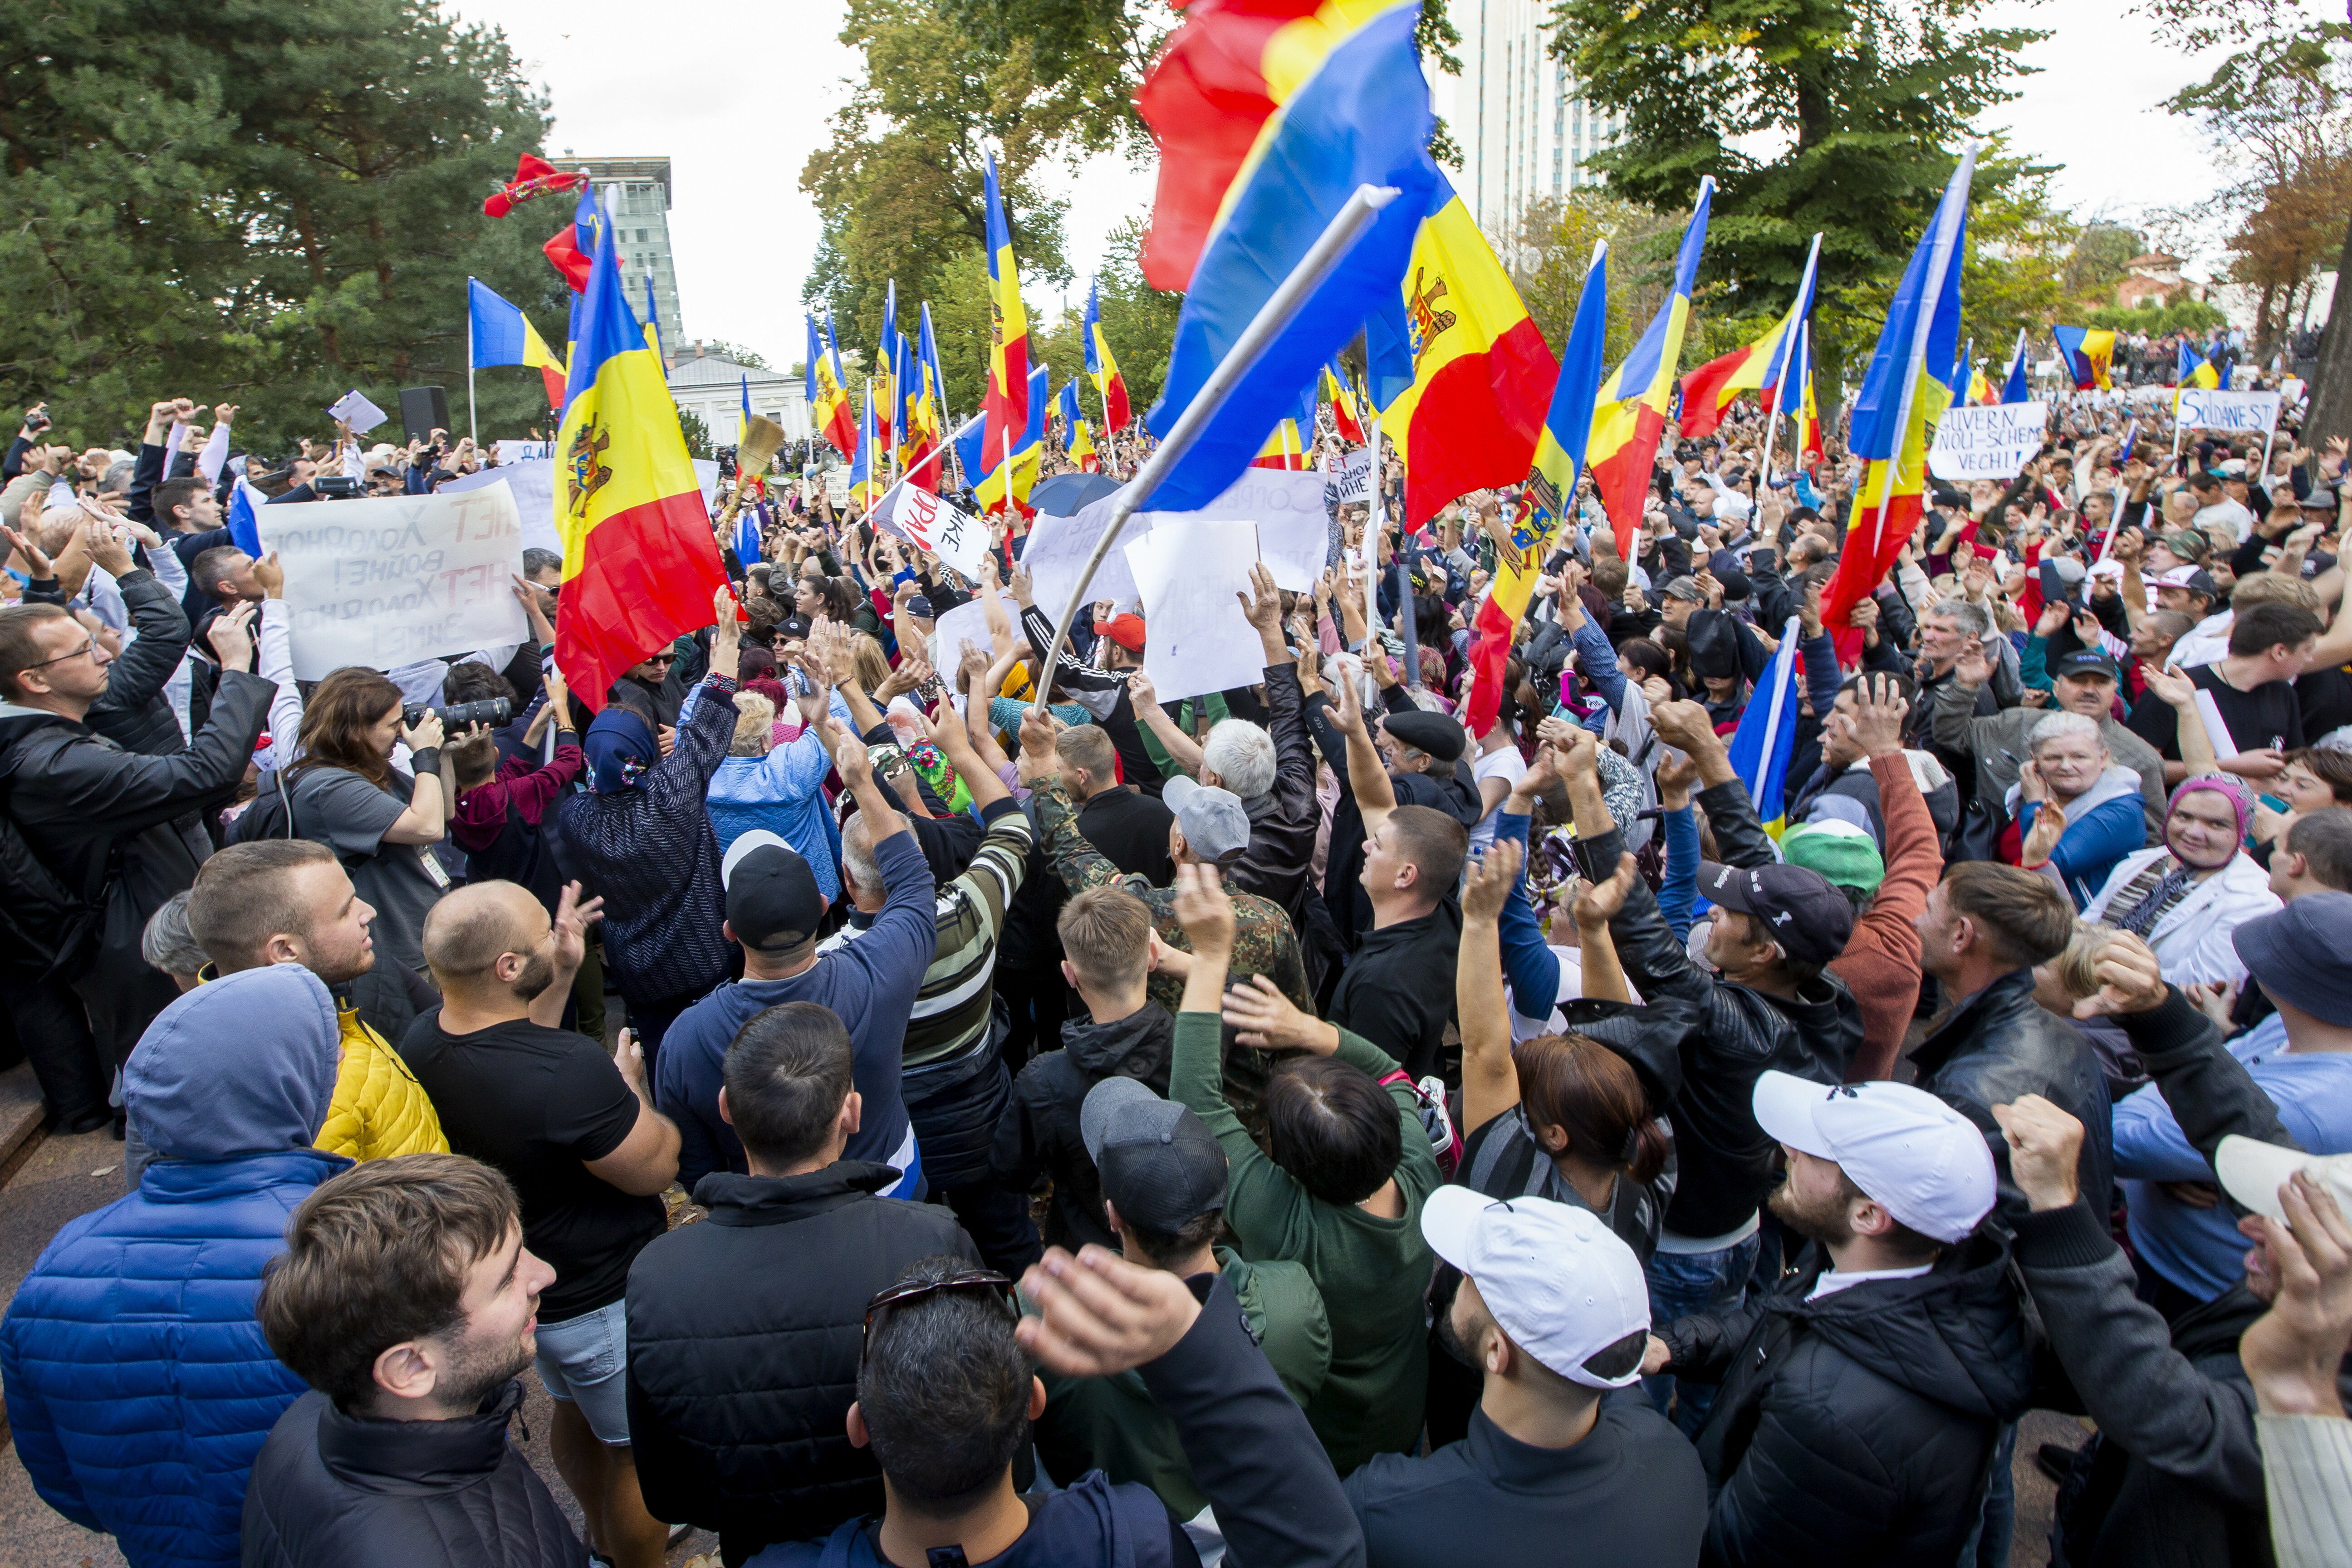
[1029,183,1403,708]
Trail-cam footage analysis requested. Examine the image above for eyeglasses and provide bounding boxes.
[643,653,677,666]
[25,637,98,670]
[861,1269,1014,1364]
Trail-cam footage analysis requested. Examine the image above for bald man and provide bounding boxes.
[402,878,681,1568]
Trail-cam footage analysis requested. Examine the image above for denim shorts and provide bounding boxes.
[533,1296,632,1446]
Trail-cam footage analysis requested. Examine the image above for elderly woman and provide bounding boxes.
[2082,774,2280,987]
[705,686,848,897]
[2011,710,2151,908]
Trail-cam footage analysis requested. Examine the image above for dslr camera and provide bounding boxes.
[404,697,512,730]
[312,475,365,500]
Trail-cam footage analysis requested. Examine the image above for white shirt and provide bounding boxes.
[1806,1262,1935,1301]
[1467,745,1527,850]
[2193,498,2254,538]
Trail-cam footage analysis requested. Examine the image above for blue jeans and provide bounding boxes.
[1643,1232,1763,1439]
[1965,1422,2018,1568]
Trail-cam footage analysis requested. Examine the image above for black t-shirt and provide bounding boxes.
[2125,663,2304,760]
[2298,664,2352,741]
[1078,786,1176,887]
[402,1010,666,1323]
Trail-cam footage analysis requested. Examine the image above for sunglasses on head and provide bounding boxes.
[861,1269,1015,1364]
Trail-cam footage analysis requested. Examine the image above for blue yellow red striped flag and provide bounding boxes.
[1586,181,1713,557]
[1057,379,1098,472]
[981,153,1031,509]
[2000,329,2032,404]
[2053,324,2116,390]
[1678,234,1818,441]
[1083,280,1130,436]
[807,312,857,459]
[1725,616,1805,838]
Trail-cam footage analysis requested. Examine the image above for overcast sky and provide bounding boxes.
[462,0,2233,368]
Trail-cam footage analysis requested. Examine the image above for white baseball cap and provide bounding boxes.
[1420,1187,1649,1388]
[2214,1136,2352,1221]
[1750,1070,1996,1244]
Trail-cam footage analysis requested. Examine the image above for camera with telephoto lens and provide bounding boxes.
[403,698,511,730]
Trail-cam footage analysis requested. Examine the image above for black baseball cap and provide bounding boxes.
[2052,648,2119,684]
[721,830,827,950]
[1695,859,1855,965]
[1081,1077,1229,1233]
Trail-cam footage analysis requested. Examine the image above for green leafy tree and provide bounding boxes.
[676,407,714,461]
[0,0,565,454]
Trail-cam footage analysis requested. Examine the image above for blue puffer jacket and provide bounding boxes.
[0,965,348,1568]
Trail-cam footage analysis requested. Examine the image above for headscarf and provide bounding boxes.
[584,706,658,794]
[2167,772,2254,853]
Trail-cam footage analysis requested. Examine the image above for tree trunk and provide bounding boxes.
[2302,207,2352,463]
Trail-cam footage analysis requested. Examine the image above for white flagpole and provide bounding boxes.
[1759,234,1822,492]
[1858,147,1978,567]
[466,279,478,445]
[1031,183,1404,707]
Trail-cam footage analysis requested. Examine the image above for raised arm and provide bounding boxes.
[1328,670,1397,838]
[1457,839,1522,1137]
[1124,667,1203,778]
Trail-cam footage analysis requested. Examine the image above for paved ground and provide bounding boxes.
[0,1059,2068,1567]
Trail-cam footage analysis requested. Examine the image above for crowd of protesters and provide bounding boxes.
[1,372,2351,1568]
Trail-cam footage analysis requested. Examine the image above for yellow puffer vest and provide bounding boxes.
[314,1004,449,1162]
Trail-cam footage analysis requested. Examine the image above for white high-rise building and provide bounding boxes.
[1451,0,1623,240]
[551,156,686,352]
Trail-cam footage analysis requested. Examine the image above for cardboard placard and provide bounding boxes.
[896,490,991,580]
[1927,402,2048,480]
[1126,519,1269,701]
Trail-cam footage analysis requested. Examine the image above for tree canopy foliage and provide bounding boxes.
[0,0,565,454]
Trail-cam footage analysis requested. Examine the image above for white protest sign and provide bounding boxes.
[257,484,528,680]
[492,440,551,465]
[440,461,558,555]
[2176,387,2283,435]
[1126,519,1268,701]
[895,490,991,580]
[1928,402,2047,480]
[1326,447,1374,506]
[2280,377,2307,406]
[933,589,1018,671]
[1027,468,1328,618]
[824,467,851,507]
[691,459,722,515]
[327,390,390,436]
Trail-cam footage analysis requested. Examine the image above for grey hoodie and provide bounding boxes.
[125,963,339,1164]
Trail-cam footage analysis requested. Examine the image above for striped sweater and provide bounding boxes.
[817,796,1031,1070]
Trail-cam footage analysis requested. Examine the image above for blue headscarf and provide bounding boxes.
[585,706,658,794]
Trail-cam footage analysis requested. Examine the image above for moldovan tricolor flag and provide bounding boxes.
[1675,234,1818,440]
[980,152,1030,509]
[1586,180,1713,557]
[1822,149,1975,657]
[1725,616,1804,838]
[1465,239,1607,739]
[1792,320,1826,466]
[552,210,728,707]
[807,313,857,459]
[1323,362,1365,441]
[2053,324,2116,391]
[1134,0,1436,512]
[468,278,566,408]
[1083,281,1130,435]
[847,385,882,511]
[875,281,898,451]
[977,364,1048,516]
[1370,171,1558,525]
[1057,379,1098,471]
[2000,329,2031,403]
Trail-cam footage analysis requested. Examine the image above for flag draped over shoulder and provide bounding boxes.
[2054,325,2115,390]
[1083,281,1131,435]
[1725,616,1804,838]
[1587,181,1713,557]
[1465,240,1607,739]
[468,278,566,408]
[1677,245,1815,441]
[981,152,1031,498]
[1822,151,1975,657]
[1057,380,1098,471]
[1367,171,1558,525]
[553,210,728,707]
[1135,0,1437,512]
[807,313,857,459]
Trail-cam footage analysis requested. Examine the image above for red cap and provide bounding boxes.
[1092,613,1147,653]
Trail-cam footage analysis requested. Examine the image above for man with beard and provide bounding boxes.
[405,880,681,1568]
[1642,1072,2034,1567]
[243,1155,584,1567]
[184,839,448,1167]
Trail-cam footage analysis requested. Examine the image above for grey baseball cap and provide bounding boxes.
[1164,775,1252,865]
[1080,1077,1229,1233]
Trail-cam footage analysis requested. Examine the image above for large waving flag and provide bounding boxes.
[1367,170,1559,524]
[1057,379,1098,472]
[1083,281,1131,435]
[2000,329,2031,404]
[1678,235,1818,441]
[978,363,1049,515]
[552,206,728,707]
[1587,180,1714,556]
[875,281,898,451]
[1465,240,1608,739]
[1822,149,1975,654]
[2054,324,2115,390]
[1725,616,1805,838]
[468,278,566,408]
[1322,361,1365,441]
[545,178,603,295]
[847,385,882,511]
[1135,0,1437,512]
[807,313,857,459]
[981,152,1032,493]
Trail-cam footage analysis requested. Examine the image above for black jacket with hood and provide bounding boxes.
[23,566,194,760]
[1576,779,1858,1240]
[993,1003,1177,1252]
[1661,1234,2034,1568]
[241,1382,584,1568]
[624,1161,978,1563]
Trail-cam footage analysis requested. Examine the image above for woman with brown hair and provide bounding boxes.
[282,667,454,1039]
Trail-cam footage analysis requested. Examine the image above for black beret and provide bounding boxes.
[1383,708,1466,761]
